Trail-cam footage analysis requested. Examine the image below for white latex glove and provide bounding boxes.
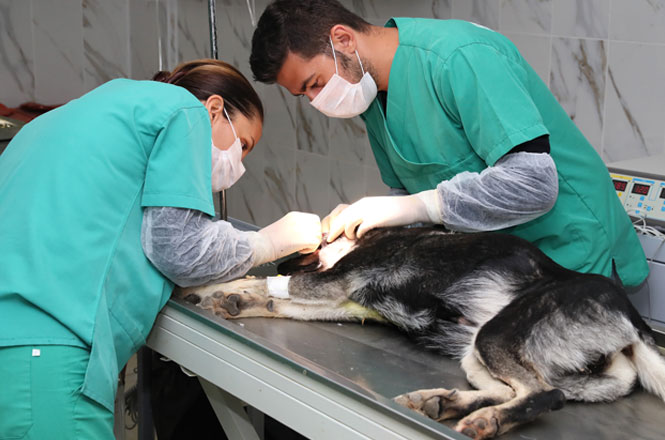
[326,190,442,242]
[321,203,349,236]
[246,211,322,266]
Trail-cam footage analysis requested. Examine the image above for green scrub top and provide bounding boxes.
[361,18,648,287]
[0,79,215,411]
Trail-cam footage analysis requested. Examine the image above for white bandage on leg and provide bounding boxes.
[266,276,291,299]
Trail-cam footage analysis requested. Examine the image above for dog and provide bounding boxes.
[175,226,665,439]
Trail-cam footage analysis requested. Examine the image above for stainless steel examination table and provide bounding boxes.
[146,296,665,440]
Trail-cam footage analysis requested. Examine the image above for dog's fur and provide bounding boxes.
[175,226,665,439]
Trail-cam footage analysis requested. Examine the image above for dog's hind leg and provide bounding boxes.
[394,351,515,421]
[453,328,566,439]
[551,349,638,402]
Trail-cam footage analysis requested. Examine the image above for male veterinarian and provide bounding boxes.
[249,0,648,287]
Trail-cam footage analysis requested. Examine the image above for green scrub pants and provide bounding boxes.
[0,345,114,440]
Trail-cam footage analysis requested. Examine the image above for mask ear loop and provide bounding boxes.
[329,36,366,76]
[223,107,238,139]
[355,50,366,76]
[328,36,339,75]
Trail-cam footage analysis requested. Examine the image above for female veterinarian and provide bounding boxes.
[250,0,648,288]
[0,59,321,439]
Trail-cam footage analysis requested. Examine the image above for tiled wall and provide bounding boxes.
[2,0,664,227]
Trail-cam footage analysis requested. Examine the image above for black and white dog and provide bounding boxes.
[176,226,665,439]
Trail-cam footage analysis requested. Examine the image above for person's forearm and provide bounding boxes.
[141,206,255,287]
[437,152,559,232]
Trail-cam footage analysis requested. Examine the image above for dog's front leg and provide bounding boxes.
[175,275,377,322]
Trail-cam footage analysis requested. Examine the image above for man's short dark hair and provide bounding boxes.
[250,0,371,83]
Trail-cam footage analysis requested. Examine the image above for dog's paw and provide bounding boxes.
[455,408,500,440]
[198,289,275,319]
[394,388,461,421]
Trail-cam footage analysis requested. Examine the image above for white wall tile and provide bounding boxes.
[603,42,665,161]
[329,157,366,210]
[364,166,388,196]
[0,0,34,106]
[328,117,370,165]
[550,37,607,153]
[254,82,298,150]
[4,0,665,225]
[337,0,450,22]
[177,0,211,62]
[228,142,297,226]
[295,99,330,156]
[504,33,551,85]
[552,0,609,39]
[32,0,85,104]
[130,0,162,80]
[451,0,500,30]
[295,150,332,217]
[610,0,665,43]
[501,0,552,35]
[82,0,130,92]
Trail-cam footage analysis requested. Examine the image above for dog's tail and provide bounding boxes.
[632,338,665,401]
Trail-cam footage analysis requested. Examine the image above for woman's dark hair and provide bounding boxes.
[153,59,264,122]
[250,0,370,84]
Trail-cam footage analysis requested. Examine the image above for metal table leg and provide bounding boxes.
[199,377,261,440]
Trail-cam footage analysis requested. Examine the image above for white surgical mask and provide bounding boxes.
[310,37,378,118]
[211,108,246,192]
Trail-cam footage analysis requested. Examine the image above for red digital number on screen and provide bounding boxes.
[631,183,650,195]
[613,180,627,192]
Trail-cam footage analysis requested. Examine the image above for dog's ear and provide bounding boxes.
[277,250,322,275]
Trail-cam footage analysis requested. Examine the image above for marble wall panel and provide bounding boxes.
[295,150,332,217]
[504,33,551,85]
[364,166,389,196]
[215,4,255,79]
[227,142,297,226]
[501,0,552,35]
[551,0,609,39]
[610,0,665,43]
[295,98,330,156]
[329,157,366,210]
[451,0,500,30]
[0,0,34,106]
[82,0,130,92]
[129,0,165,80]
[4,0,665,226]
[337,0,451,22]
[32,0,85,105]
[550,37,607,153]
[328,117,370,166]
[603,42,665,161]
[177,0,211,62]
[253,82,298,150]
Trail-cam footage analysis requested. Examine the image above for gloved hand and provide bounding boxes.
[326,190,442,242]
[246,211,322,266]
[321,203,349,236]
